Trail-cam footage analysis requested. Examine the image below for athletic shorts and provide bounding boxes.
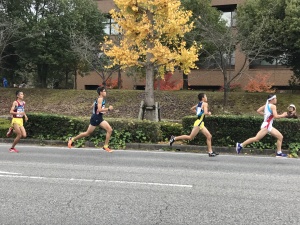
[193,119,205,130]
[11,118,24,127]
[90,114,104,126]
[261,121,273,132]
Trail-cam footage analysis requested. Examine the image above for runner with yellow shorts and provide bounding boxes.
[169,93,218,157]
[7,90,28,153]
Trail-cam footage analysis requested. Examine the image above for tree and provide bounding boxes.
[103,0,199,121]
[237,0,300,90]
[70,34,121,88]
[0,11,24,82]
[182,0,285,106]
[181,0,239,106]
[4,0,105,88]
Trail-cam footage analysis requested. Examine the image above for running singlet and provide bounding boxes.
[196,102,205,120]
[13,100,25,118]
[194,102,205,129]
[92,98,106,115]
[261,103,274,131]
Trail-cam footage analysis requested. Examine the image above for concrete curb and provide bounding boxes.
[0,138,286,156]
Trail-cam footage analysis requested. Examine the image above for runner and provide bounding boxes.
[68,86,114,152]
[7,90,28,153]
[169,93,218,157]
[236,94,288,157]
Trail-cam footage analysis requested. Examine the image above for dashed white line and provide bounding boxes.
[0,171,21,175]
[0,174,193,188]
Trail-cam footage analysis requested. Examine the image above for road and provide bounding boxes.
[0,144,299,225]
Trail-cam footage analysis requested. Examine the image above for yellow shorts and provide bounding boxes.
[11,118,24,127]
[193,119,204,130]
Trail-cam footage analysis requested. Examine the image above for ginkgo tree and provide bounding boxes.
[103,0,199,121]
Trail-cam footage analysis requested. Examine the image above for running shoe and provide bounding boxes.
[102,146,113,153]
[236,142,242,154]
[6,127,13,137]
[9,148,19,153]
[169,135,175,146]
[68,137,73,148]
[276,152,287,158]
[208,152,219,157]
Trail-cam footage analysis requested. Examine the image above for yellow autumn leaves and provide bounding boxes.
[103,0,200,75]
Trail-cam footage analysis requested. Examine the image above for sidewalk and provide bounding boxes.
[0,138,281,156]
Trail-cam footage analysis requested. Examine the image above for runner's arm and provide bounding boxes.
[256,105,265,116]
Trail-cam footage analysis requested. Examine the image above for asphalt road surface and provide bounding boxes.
[0,143,299,225]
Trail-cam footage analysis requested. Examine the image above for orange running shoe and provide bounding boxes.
[103,146,113,153]
[6,127,13,137]
[68,137,73,148]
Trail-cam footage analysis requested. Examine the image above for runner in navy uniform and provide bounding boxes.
[68,86,114,152]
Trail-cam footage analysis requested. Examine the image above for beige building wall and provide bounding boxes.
[76,0,293,90]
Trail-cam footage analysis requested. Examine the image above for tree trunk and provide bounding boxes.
[144,62,155,121]
[118,68,122,89]
[223,74,229,107]
[74,68,77,89]
[65,68,69,88]
[37,64,48,88]
[143,9,156,121]
[182,72,188,90]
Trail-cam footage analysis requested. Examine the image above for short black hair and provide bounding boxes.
[16,90,22,96]
[198,93,205,101]
[267,94,275,100]
[97,86,106,95]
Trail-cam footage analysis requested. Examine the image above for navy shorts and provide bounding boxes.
[90,114,104,126]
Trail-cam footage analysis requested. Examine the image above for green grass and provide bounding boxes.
[0,88,299,121]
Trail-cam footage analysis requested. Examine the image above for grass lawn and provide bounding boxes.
[0,88,299,121]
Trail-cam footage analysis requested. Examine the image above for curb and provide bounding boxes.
[0,138,285,156]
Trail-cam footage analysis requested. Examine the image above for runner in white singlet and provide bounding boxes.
[261,102,274,132]
[236,94,288,157]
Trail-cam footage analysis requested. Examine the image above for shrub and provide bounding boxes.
[244,73,275,93]
[180,115,300,153]
[159,121,183,141]
[154,72,182,90]
[219,83,242,92]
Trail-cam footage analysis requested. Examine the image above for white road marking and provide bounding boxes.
[0,171,21,175]
[0,174,193,188]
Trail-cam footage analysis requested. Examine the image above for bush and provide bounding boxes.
[1,114,299,157]
[244,73,275,93]
[159,121,183,141]
[181,115,300,151]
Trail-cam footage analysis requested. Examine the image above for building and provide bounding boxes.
[76,0,293,90]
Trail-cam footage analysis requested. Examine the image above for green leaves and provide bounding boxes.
[3,0,106,88]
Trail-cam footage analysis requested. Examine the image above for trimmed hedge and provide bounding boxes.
[1,114,299,152]
[182,115,300,150]
[23,113,163,143]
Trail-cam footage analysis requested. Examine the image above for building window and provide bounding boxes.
[103,16,119,35]
[214,4,237,27]
[196,52,235,70]
[221,10,236,27]
[249,56,286,68]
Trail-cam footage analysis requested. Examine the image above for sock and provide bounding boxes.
[240,143,243,147]
[277,151,282,154]
[104,145,109,148]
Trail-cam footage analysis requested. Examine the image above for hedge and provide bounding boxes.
[182,115,300,150]
[1,114,299,152]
